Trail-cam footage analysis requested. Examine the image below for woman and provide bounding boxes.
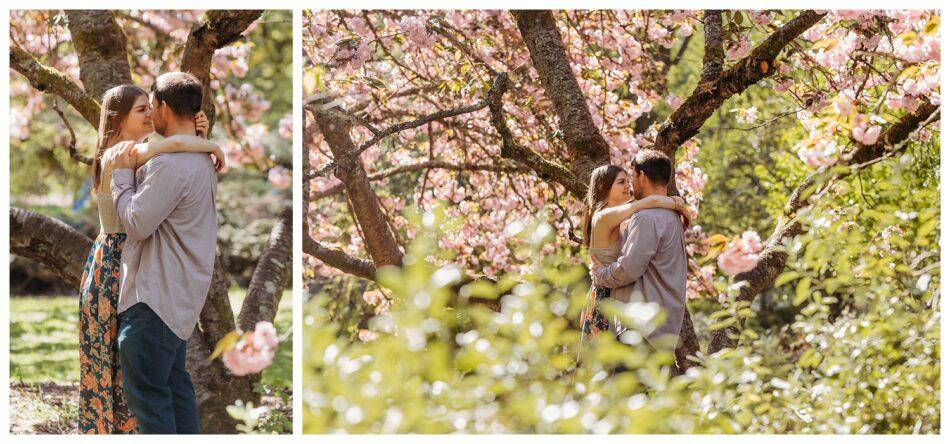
[78,84,224,434]
[579,164,689,340]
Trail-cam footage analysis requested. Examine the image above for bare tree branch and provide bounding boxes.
[303,234,378,281]
[308,108,404,268]
[9,207,92,290]
[312,160,529,200]
[51,100,93,165]
[237,206,293,331]
[487,74,588,199]
[305,74,508,181]
[10,44,101,127]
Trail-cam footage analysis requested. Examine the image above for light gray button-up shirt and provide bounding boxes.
[112,152,218,340]
[592,207,687,349]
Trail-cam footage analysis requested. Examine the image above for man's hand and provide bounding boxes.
[195,111,209,138]
[112,141,138,170]
[589,255,605,286]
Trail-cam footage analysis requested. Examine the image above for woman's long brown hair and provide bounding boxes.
[92,85,148,192]
[581,164,625,247]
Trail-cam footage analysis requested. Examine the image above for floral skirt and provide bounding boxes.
[78,233,137,434]
[580,286,611,340]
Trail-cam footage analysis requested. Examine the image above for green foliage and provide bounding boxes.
[218,172,290,284]
[246,10,294,129]
[304,200,939,433]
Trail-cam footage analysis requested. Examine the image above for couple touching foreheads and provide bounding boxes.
[79,72,226,434]
[581,149,691,356]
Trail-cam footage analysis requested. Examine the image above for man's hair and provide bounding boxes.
[632,149,673,186]
[152,72,203,119]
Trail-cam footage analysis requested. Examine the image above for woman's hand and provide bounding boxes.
[672,196,692,230]
[111,141,138,170]
[210,146,226,172]
[195,111,209,138]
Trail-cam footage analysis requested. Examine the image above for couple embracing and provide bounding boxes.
[581,150,690,356]
[78,72,225,434]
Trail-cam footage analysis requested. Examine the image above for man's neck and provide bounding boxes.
[162,119,197,137]
[639,185,668,199]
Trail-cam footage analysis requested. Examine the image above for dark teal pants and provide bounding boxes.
[118,302,199,434]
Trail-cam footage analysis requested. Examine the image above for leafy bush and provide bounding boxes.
[305,150,939,434]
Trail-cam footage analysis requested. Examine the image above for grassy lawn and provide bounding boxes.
[9,297,79,384]
[10,290,293,386]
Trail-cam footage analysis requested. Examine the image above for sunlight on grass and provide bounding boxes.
[9,297,79,383]
[10,290,292,387]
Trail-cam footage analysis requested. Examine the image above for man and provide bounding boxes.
[111,72,218,434]
[591,149,688,352]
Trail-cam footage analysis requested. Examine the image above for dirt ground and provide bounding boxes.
[9,382,291,434]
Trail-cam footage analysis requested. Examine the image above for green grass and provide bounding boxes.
[9,297,80,383]
[10,290,293,387]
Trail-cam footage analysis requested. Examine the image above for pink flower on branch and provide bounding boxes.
[851,117,882,145]
[219,321,281,377]
[717,231,762,276]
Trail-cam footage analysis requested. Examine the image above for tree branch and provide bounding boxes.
[304,74,507,181]
[51,100,92,165]
[303,234,378,281]
[181,10,264,132]
[10,44,101,127]
[237,206,293,331]
[307,108,404,268]
[9,207,92,290]
[312,160,529,201]
[65,10,133,100]
[512,10,610,182]
[655,10,826,157]
[706,102,940,354]
[487,74,588,200]
[700,10,725,83]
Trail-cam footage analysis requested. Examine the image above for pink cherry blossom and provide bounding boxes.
[222,321,280,376]
[797,137,840,168]
[726,36,752,59]
[269,166,292,190]
[278,114,293,139]
[251,321,279,350]
[718,231,762,276]
[733,106,758,124]
[851,118,882,145]
[738,231,762,254]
